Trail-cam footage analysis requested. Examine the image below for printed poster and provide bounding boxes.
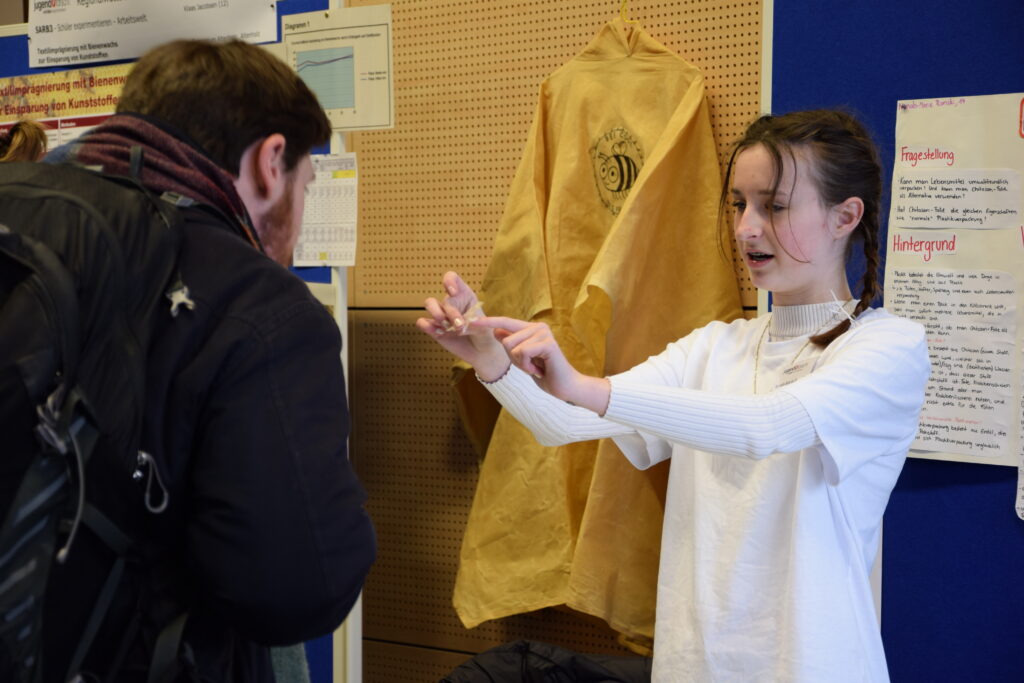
[294,153,358,267]
[29,0,276,68]
[282,5,394,131]
[1,62,130,123]
[1,62,132,151]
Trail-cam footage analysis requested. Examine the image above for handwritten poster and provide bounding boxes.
[1020,350,1024,519]
[882,93,1024,516]
[892,169,1019,229]
[888,268,1015,456]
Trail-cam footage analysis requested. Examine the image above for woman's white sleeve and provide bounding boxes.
[482,364,818,466]
[779,318,930,483]
[480,365,634,446]
[605,377,819,461]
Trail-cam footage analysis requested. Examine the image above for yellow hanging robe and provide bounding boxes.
[453,19,743,650]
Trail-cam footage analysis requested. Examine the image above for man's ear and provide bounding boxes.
[831,196,864,240]
[234,133,288,220]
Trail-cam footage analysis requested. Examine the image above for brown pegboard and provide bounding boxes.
[348,0,761,309]
[351,310,634,660]
[363,641,470,683]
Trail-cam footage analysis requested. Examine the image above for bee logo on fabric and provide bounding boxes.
[590,127,644,215]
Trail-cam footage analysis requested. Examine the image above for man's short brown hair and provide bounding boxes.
[117,39,331,175]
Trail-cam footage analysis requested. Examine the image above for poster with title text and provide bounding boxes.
[0,61,133,149]
[882,93,1024,516]
[29,0,275,68]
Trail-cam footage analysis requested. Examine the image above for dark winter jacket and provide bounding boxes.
[41,124,375,682]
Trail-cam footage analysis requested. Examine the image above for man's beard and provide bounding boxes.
[255,175,297,266]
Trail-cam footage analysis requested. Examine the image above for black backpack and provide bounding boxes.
[0,155,195,683]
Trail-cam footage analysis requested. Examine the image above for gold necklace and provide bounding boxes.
[752,302,853,394]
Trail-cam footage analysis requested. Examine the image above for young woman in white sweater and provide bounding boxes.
[418,110,930,682]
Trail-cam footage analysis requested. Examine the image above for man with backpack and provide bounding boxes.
[0,39,375,681]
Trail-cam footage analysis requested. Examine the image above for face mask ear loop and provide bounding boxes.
[829,289,858,328]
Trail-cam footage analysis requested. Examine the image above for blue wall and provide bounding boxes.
[772,2,1024,680]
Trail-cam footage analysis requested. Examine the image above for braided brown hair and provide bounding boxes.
[719,109,883,348]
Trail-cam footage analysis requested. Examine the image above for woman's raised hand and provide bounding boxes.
[418,273,611,413]
[473,317,611,414]
[472,317,570,390]
[416,272,509,380]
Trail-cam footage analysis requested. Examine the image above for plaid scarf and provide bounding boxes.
[69,113,261,249]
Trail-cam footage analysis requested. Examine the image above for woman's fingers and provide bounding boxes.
[441,300,467,329]
[471,315,532,333]
[501,322,554,351]
[424,292,477,336]
[423,297,451,328]
[442,272,479,311]
[423,296,442,318]
[482,322,559,378]
[415,316,445,337]
[508,337,550,377]
[442,271,467,297]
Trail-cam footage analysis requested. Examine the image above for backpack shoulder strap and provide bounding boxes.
[0,226,99,683]
[64,504,131,681]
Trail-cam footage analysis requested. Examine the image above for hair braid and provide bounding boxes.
[811,218,881,346]
[855,222,881,317]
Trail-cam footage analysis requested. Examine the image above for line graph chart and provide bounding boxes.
[283,5,393,130]
[296,47,355,110]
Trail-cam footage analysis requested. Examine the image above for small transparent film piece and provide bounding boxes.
[442,301,485,335]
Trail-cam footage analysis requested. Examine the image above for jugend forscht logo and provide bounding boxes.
[34,0,69,11]
[591,127,645,216]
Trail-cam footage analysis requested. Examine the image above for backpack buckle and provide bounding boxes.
[35,386,69,455]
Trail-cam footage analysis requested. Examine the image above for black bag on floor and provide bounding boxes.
[0,157,191,683]
[441,639,653,683]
